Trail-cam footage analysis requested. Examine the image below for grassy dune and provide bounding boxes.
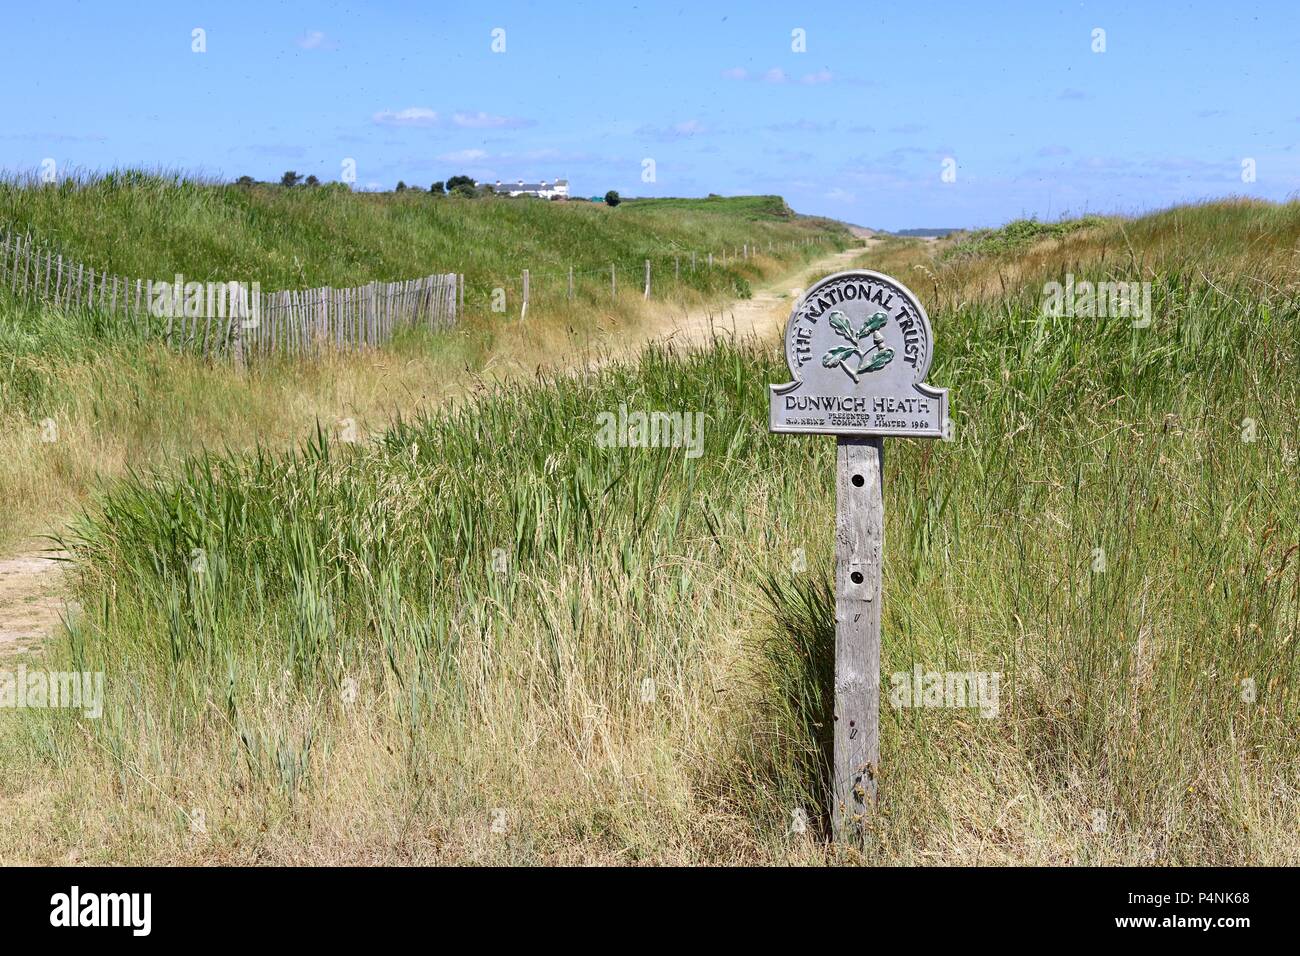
[0,173,841,309]
[0,176,846,544]
[2,199,1297,865]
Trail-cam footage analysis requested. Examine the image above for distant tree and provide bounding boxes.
[604,190,621,207]
[280,170,302,188]
[396,180,407,192]
[430,181,445,195]
[450,182,476,198]
[304,174,320,187]
[446,174,475,192]
[235,175,255,187]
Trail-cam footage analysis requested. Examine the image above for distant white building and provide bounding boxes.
[476,178,569,199]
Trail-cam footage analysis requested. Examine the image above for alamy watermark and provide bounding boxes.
[149,274,261,326]
[595,403,704,459]
[888,666,1001,718]
[50,886,150,936]
[1041,274,1152,327]
[0,667,103,718]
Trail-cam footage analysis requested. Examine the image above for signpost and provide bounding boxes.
[769,270,948,841]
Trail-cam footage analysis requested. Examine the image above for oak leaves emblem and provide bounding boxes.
[821,310,895,383]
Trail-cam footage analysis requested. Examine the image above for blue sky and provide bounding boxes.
[2,0,1297,229]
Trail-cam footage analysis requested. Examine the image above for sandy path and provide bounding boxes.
[615,244,866,356]
[0,548,69,661]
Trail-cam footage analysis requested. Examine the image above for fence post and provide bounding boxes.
[611,263,616,298]
[708,252,713,269]
[691,251,696,272]
[644,259,650,299]
[675,256,679,281]
[231,283,246,372]
[522,269,530,319]
[568,265,574,300]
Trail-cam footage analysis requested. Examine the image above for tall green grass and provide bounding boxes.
[5,199,1296,864]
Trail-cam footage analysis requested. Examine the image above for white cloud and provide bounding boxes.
[372,107,438,127]
[437,149,488,163]
[769,119,835,133]
[452,111,532,129]
[637,119,712,141]
[296,30,336,50]
[722,66,825,85]
[824,187,857,203]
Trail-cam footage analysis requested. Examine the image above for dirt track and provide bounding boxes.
[0,549,68,661]
[615,243,867,356]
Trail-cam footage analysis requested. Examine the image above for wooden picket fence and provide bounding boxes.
[0,226,459,363]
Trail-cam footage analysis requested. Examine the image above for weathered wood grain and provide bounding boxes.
[833,435,884,841]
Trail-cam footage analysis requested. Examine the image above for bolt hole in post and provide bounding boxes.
[852,473,865,487]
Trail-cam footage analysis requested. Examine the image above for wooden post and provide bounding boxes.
[610,263,616,298]
[768,269,947,842]
[691,251,696,272]
[675,256,680,280]
[644,259,650,298]
[833,436,884,840]
[231,283,246,372]
[522,269,530,319]
[568,265,574,300]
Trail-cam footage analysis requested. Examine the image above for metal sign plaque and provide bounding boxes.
[769,269,947,437]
